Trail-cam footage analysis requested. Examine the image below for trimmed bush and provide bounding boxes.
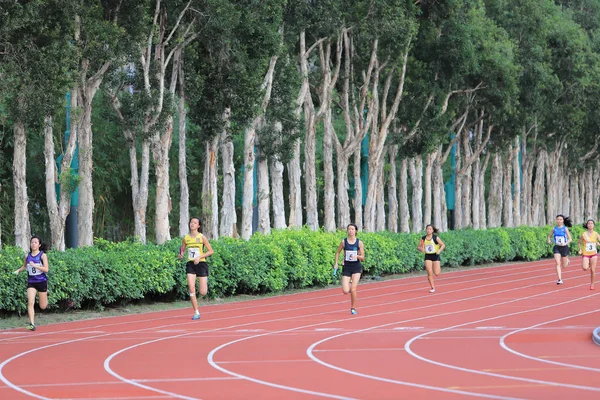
[0,225,558,313]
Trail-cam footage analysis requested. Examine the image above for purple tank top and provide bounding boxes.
[26,251,47,283]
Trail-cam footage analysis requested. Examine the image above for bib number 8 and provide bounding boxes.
[27,264,41,276]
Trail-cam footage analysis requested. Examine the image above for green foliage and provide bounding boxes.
[0,226,558,313]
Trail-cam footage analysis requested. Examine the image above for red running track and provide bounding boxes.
[1,259,599,400]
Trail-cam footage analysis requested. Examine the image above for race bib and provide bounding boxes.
[586,243,597,252]
[554,236,566,245]
[27,263,42,276]
[345,250,357,262]
[188,248,201,260]
[425,244,435,254]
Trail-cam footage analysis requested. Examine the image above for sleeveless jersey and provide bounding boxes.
[422,235,440,254]
[184,233,205,262]
[26,251,47,283]
[581,231,599,256]
[343,238,361,264]
[553,226,568,246]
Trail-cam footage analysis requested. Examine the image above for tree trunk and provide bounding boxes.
[242,124,257,240]
[287,140,303,228]
[271,154,286,230]
[472,156,481,230]
[44,116,72,251]
[532,150,546,226]
[399,158,410,233]
[220,109,236,238]
[257,153,271,234]
[13,120,30,251]
[579,173,586,223]
[323,109,336,232]
[454,137,463,230]
[409,157,423,233]
[512,136,521,226]
[152,115,173,244]
[570,174,579,223]
[132,140,150,243]
[304,111,319,230]
[488,153,503,228]
[423,152,434,225]
[502,152,514,227]
[376,153,386,232]
[77,73,106,247]
[432,149,443,230]
[593,160,600,220]
[387,145,398,232]
[478,152,490,229]
[353,149,363,230]
[202,136,219,239]
[336,151,351,229]
[585,167,593,220]
[178,64,190,237]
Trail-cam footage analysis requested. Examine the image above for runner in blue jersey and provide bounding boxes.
[13,236,49,331]
[334,223,365,315]
[546,214,572,285]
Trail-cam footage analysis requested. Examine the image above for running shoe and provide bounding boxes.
[192,312,201,320]
[26,323,36,331]
[350,308,357,315]
[429,288,436,293]
[557,279,563,285]
[591,285,595,290]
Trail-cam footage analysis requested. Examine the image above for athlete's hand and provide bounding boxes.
[13,270,19,275]
[193,256,201,265]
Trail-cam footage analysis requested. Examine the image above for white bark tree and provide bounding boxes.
[271,122,286,230]
[178,55,190,237]
[202,135,219,239]
[488,152,503,228]
[363,40,411,232]
[219,109,236,237]
[387,145,398,232]
[398,158,410,233]
[13,119,30,251]
[241,55,278,240]
[409,156,423,233]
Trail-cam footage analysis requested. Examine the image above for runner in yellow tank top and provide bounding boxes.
[178,217,214,320]
[418,224,446,293]
[578,219,599,290]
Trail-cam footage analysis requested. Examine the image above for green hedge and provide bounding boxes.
[0,225,574,313]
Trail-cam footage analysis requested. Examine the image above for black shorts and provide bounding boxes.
[553,245,569,257]
[342,262,363,277]
[27,281,48,292]
[425,254,441,262]
[186,261,209,277]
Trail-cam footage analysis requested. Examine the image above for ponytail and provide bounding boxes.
[426,224,439,234]
[556,214,572,228]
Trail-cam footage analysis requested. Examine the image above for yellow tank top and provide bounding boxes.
[582,231,599,256]
[423,236,440,254]
[184,233,205,262]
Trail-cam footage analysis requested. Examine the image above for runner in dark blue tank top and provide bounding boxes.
[546,214,572,285]
[13,236,49,331]
[334,223,365,315]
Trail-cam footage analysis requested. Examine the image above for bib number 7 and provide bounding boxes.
[188,248,200,260]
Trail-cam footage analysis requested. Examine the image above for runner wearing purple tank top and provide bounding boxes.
[13,236,49,331]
